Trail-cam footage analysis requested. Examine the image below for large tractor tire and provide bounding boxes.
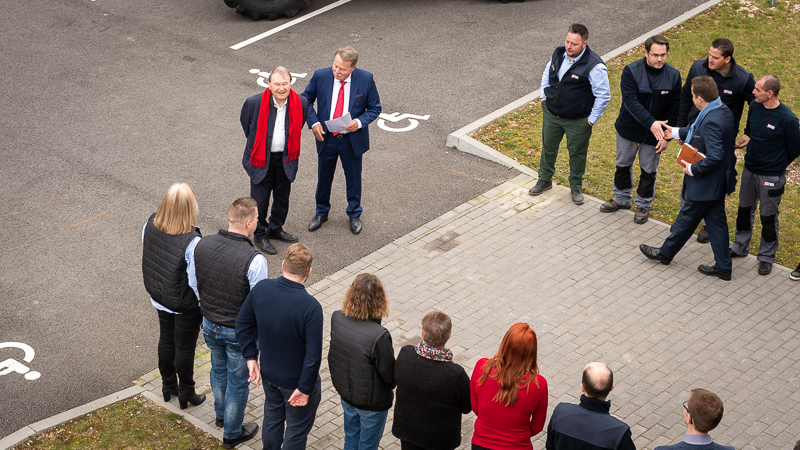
[224,0,310,20]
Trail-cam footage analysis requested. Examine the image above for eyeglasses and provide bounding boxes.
[683,401,689,413]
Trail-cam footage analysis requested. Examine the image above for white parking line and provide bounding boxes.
[230,0,351,50]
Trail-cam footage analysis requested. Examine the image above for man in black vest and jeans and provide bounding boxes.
[193,197,268,449]
[600,35,681,224]
[530,23,611,205]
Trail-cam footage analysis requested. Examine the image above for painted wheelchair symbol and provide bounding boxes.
[0,342,41,381]
[250,69,308,88]
[377,113,431,132]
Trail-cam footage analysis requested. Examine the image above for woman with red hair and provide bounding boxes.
[470,323,548,450]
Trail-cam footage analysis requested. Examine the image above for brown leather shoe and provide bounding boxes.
[633,207,649,224]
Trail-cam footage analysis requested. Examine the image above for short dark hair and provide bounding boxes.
[711,38,734,58]
[692,76,719,103]
[421,311,452,348]
[687,388,724,433]
[283,243,312,277]
[760,74,781,97]
[582,362,613,399]
[568,23,589,41]
[645,35,669,52]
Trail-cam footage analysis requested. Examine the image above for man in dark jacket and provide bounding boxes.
[529,23,611,205]
[236,243,323,450]
[730,75,800,276]
[546,362,635,450]
[241,66,309,255]
[600,35,681,224]
[640,77,738,281]
[193,198,267,449]
[677,38,755,243]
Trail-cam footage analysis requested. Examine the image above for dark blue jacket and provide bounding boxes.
[678,104,738,201]
[678,57,755,130]
[301,67,382,157]
[614,58,681,146]
[545,395,636,450]
[544,46,605,119]
[236,276,323,395]
[241,92,308,184]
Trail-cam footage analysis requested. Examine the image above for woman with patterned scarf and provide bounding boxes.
[392,310,471,450]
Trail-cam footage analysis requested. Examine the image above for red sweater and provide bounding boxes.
[470,358,548,450]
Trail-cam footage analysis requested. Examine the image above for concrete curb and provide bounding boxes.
[0,385,144,449]
[446,0,723,167]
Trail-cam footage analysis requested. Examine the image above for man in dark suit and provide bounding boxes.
[241,66,308,255]
[302,46,382,235]
[640,76,737,280]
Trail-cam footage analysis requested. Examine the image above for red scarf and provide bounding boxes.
[250,88,303,168]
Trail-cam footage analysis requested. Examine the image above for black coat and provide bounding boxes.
[392,345,471,450]
[328,310,396,411]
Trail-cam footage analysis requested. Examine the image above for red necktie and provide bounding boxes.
[332,80,346,136]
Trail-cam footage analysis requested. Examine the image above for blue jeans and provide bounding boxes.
[341,399,389,450]
[202,318,250,440]
[262,375,321,450]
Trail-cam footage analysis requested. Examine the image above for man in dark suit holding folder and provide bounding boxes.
[639,76,737,280]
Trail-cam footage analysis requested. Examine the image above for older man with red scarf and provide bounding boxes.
[241,66,308,255]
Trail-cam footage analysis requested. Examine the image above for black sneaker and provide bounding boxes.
[790,263,800,281]
[528,180,552,196]
[757,261,772,276]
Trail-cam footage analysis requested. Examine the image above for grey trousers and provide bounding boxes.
[612,133,661,209]
[731,167,785,263]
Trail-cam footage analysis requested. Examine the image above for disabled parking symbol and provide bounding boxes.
[0,342,41,381]
[377,113,430,132]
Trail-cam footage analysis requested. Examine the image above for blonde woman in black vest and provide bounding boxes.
[141,183,205,409]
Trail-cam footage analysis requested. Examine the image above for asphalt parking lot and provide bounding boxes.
[0,0,707,438]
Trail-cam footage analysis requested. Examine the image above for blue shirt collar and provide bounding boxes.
[683,434,713,445]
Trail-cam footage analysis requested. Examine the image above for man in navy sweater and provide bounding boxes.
[654,389,733,450]
[236,243,323,450]
[730,75,800,276]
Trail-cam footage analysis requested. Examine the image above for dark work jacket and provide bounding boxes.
[142,213,201,313]
[241,92,308,184]
[328,310,396,411]
[742,101,800,176]
[545,395,636,450]
[194,230,258,328]
[544,45,605,119]
[678,104,738,201]
[614,58,681,146]
[392,345,471,450]
[678,56,755,130]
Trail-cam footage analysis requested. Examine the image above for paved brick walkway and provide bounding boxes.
[137,174,800,450]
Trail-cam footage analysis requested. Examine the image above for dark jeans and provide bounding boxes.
[262,375,321,450]
[252,150,292,237]
[156,307,202,398]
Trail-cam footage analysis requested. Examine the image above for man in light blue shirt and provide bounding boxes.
[192,197,268,449]
[654,388,734,450]
[529,23,611,205]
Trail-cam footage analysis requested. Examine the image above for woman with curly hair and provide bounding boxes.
[470,323,548,450]
[328,273,396,450]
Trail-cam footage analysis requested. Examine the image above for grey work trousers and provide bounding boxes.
[731,167,785,263]
[612,133,662,209]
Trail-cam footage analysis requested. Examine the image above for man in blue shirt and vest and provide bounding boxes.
[530,23,611,205]
[192,197,268,449]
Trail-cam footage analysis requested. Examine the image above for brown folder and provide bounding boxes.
[677,142,706,166]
